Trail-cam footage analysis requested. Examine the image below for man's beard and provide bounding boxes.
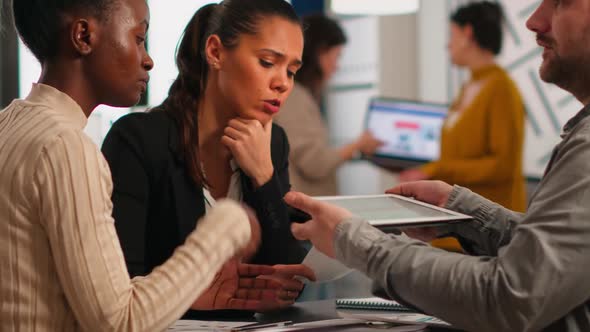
[538,35,590,96]
[541,53,583,85]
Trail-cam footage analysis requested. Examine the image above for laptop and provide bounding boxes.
[364,98,448,169]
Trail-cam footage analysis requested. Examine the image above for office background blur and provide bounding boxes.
[0,0,579,195]
[0,0,581,301]
[0,0,580,194]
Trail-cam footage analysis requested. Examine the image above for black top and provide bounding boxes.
[101,111,306,280]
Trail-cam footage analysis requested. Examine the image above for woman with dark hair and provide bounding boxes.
[0,0,264,330]
[101,0,315,315]
[399,2,526,251]
[274,14,383,196]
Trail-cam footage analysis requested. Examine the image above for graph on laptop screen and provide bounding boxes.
[366,98,448,166]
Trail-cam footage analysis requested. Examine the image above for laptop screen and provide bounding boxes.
[366,98,448,163]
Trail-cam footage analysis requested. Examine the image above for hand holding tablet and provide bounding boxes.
[285,187,472,285]
[313,194,471,228]
[285,188,472,280]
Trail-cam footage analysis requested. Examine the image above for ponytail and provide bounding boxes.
[152,4,219,187]
[176,3,217,99]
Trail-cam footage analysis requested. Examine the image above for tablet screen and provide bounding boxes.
[324,196,449,219]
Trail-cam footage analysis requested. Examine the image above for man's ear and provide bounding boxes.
[70,19,96,56]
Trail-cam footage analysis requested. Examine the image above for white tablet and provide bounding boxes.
[315,194,472,228]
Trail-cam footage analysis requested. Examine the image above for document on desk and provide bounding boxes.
[301,247,352,282]
[168,320,252,331]
[338,310,454,329]
[255,319,426,331]
[251,319,364,331]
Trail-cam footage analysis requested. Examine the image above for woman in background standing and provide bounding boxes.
[398,1,526,251]
[274,14,382,196]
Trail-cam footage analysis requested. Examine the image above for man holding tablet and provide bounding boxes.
[285,1,590,331]
[310,194,472,228]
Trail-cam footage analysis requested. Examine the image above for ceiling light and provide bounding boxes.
[331,0,419,15]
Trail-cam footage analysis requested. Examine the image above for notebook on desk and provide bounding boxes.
[338,310,454,329]
[336,297,414,312]
[336,298,454,329]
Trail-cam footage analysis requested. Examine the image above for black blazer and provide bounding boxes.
[101,111,306,279]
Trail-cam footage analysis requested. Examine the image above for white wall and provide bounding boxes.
[418,0,450,104]
[18,41,41,100]
[326,15,418,195]
[147,0,220,107]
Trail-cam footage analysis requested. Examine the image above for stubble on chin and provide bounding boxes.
[540,53,590,98]
[539,51,562,84]
[538,33,590,93]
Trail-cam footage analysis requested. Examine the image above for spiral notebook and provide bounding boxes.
[335,297,414,312]
[336,298,454,329]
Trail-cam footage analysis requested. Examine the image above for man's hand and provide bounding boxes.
[285,191,353,258]
[398,169,429,183]
[401,227,440,242]
[255,264,316,311]
[386,180,453,207]
[386,180,454,242]
[191,260,279,311]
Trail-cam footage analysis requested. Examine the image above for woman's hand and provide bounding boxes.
[190,260,279,311]
[222,118,274,188]
[256,264,316,311]
[356,131,384,155]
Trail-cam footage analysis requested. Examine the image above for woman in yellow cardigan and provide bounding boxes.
[399,2,526,250]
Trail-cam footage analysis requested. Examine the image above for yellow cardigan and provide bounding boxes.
[422,64,526,212]
[425,65,526,251]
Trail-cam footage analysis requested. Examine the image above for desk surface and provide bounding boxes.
[255,300,455,331]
